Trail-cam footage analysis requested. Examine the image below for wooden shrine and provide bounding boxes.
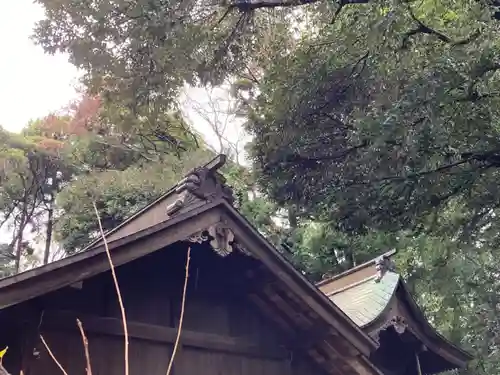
[0,155,471,375]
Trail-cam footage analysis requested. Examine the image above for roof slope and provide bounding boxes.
[328,272,399,327]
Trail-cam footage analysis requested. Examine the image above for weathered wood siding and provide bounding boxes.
[1,242,324,375]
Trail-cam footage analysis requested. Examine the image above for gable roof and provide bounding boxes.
[0,155,381,375]
[317,251,473,374]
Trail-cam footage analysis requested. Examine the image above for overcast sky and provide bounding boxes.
[0,1,80,132]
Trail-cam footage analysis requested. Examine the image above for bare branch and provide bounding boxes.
[284,142,369,164]
[92,201,129,375]
[40,335,69,375]
[77,319,93,375]
[165,247,191,375]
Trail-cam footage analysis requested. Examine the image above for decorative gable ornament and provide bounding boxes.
[374,252,396,283]
[166,155,235,217]
[187,223,253,258]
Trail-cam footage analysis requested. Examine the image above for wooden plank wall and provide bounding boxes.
[2,242,325,375]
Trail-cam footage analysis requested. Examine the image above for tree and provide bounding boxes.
[236,1,500,373]
[54,147,213,252]
[245,0,500,231]
[29,0,500,371]
[32,0,300,148]
[0,123,74,271]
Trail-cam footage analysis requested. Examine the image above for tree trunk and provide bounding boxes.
[43,199,54,265]
[14,209,27,273]
[287,207,298,229]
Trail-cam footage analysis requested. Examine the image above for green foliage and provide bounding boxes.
[0,94,211,266]
[32,0,283,143]
[55,148,214,252]
[248,0,500,232]
[230,0,500,372]
[0,121,75,271]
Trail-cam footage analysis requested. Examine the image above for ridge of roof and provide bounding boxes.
[316,249,473,367]
[88,154,233,249]
[316,249,397,287]
[0,154,232,290]
[326,273,397,297]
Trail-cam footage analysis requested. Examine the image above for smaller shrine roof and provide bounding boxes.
[327,271,399,328]
[317,250,473,374]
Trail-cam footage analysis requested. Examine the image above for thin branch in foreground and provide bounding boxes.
[92,201,129,375]
[39,335,69,375]
[165,247,191,375]
[76,319,93,375]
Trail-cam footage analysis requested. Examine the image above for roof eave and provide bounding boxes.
[397,281,474,364]
[219,200,378,357]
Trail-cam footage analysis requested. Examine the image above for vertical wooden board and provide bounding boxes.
[0,307,31,375]
[121,281,171,327]
[176,347,290,375]
[291,353,329,375]
[179,295,230,335]
[31,331,86,375]
[102,255,173,327]
[88,334,173,375]
[227,296,286,350]
[30,330,173,375]
[238,354,291,375]
[172,255,231,336]
[175,347,240,375]
[128,336,172,375]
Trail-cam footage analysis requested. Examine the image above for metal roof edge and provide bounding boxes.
[316,249,398,287]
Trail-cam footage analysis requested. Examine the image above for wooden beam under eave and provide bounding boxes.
[221,208,377,357]
[346,356,385,375]
[40,310,288,360]
[314,343,351,375]
[247,291,344,375]
[247,294,296,335]
[255,291,362,375]
[262,286,314,329]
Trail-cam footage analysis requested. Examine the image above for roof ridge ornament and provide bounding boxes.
[166,154,235,215]
[374,251,396,283]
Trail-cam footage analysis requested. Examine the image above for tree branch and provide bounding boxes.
[285,142,369,164]
[228,0,319,10]
[402,3,451,48]
[331,0,370,24]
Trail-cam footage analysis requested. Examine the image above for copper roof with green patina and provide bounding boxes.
[326,271,400,327]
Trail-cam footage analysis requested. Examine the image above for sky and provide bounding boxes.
[0,1,80,132]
